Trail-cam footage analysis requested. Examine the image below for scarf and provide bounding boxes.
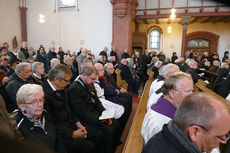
[101,76,113,88]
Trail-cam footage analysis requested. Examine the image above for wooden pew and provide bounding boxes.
[196,79,229,153]
[122,70,154,153]
[196,79,227,103]
[115,68,128,90]
[198,69,218,89]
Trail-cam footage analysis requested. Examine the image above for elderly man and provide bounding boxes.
[147,63,180,110]
[6,62,33,106]
[103,63,132,123]
[119,58,140,95]
[78,48,88,74]
[42,64,101,153]
[95,63,129,133]
[141,72,193,144]
[142,92,230,153]
[68,65,121,153]
[64,55,78,83]
[99,47,108,61]
[17,42,30,62]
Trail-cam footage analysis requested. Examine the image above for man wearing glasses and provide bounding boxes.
[68,64,121,153]
[141,72,193,144]
[142,92,230,153]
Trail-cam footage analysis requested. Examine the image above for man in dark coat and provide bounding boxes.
[121,49,130,59]
[142,92,230,153]
[42,64,101,153]
[99,47,108,61]
[103,63,132,131]
[119,59,139,95]
[6,62,33,107]
[68,65,121,153]
[0,57,14,76]
[110,46,119,63]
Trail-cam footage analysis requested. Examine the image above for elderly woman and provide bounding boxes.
[13,84,65,153]
[31,62,45,84]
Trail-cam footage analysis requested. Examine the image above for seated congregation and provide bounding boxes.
[0,41,230,153]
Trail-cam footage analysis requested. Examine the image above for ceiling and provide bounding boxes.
[134,16,230,24]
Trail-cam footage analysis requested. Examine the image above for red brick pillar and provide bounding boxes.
[181,16,190,57]
[110,0,138,60]
[19,6,28,42]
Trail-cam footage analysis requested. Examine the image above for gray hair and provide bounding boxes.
[48,64,72,81]
[154,60,163,67]
[162,72,192,96]
[64,55,72,63]
[174,92,218,130]
[32,62,44,73]
[104,63,113,71]
[159,63,180,77]
[80,64,98,76]
[15,62,31,74]
[50,58,60,68]
[17,84,44,105]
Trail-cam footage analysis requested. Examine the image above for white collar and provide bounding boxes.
[33,73,41,79]
[75,75,85,87]
[47,79,57,91]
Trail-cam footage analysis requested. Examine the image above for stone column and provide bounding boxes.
[181,16,190,57]
[110,0,138,60]
[19,0,28,42]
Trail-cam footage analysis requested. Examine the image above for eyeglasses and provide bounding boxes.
[174,89,193,95]
[26,99,44,105]
[88,76,96,81]
[62,78,71,83]
[192,124,230,143]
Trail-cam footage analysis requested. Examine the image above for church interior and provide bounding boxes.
[0,0,230,153]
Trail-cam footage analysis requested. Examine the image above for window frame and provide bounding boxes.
[59,0,76,8]
[149,29,161,50]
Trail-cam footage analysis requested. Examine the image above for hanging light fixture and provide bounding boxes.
[170,8,176,19]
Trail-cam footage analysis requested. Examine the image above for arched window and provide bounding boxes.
[149,29,161,50]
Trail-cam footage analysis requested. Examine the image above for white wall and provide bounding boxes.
[26,0,113,56]
[0,0,21,50]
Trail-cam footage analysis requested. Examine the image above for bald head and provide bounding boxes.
[94,63,103,70]
[175,92,230,130]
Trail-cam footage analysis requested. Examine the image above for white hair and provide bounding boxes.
[159,63,180,77]
[17,84,44,105]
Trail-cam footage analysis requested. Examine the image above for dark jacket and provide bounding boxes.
[68,77,105,126]
[0,65,14,76]
[6,73,33,105]
[110,50,118,62]
[36,52,48,72]
[142,123,202,153]
[186,68,199,84]
[31,74,44,85]
[121,52,130,59]
[119,64,132,84]
[13,110,61,152]
[42,79,76,139]
[212,68,230,98]
[99,51,108,61]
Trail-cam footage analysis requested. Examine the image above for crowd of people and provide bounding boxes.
[0,40,230,153]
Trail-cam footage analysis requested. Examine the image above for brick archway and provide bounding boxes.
[183,31,219,56]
